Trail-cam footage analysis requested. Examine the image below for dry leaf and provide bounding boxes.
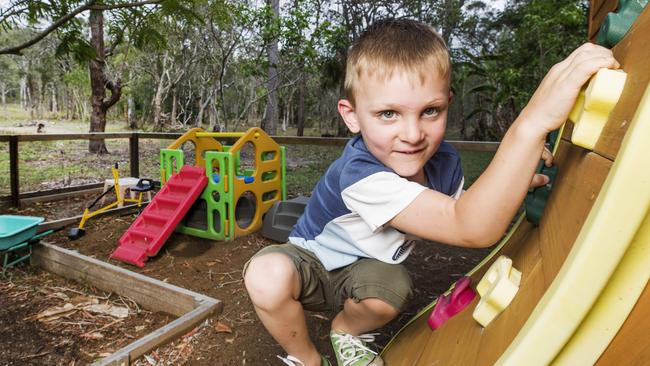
[70,296,99,306]
[214,321,233,333]
[84,303,129,318]
[82,332,104,340]
[34,303,77,322]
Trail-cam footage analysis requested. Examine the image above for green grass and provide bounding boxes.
[459,150,495,187]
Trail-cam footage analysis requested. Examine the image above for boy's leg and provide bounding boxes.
[328,259,412,366]
[331,258,412,334]
[331,297,399,335]
[244,250,322,366]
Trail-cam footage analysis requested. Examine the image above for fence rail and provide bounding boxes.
[1,132,499,207]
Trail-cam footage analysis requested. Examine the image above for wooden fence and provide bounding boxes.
[0,132,499,208]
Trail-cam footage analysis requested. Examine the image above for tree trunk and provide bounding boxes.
[127,69,137,129]
[336,51,348,137]
[296,68,306,136]
[88,7,122,154]
[26,66,37,119]
[20,76,27,110]
[1,82,6,111]
[152,85,165,131]
[50,83,58,114]
[171,87,177,126]
[260,0,280,135]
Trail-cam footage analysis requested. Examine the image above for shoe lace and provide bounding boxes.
[333,333,379,366]
[277,355,305,366]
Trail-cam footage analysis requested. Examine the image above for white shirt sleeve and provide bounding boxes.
[341,172,427,232]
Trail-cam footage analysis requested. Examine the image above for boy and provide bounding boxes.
[244,19,619,366]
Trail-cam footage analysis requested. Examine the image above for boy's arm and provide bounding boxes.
[390,43,620,248]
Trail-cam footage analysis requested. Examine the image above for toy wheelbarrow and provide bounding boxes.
[0,215,60,276]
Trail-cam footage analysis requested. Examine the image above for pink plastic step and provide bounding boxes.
[428,276,477,330]
[110,166,208,267]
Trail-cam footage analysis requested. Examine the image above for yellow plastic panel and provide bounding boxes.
[569,68,627,150]
[552,210,650,365]
[497,83,650,366]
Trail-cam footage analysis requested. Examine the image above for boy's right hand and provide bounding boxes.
[520,43,620,136]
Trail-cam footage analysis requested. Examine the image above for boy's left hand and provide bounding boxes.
[521,43,620,135]
[529,147,553,188]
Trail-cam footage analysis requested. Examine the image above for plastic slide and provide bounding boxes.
[110,166,208,267]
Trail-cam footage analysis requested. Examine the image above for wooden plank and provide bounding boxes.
[129,134,140,178]
[537,143,612,284]
[9,135,19,207]
[18,182,104,198]
[36,202,148,231]
[32,243,209,316]
[596,283,650,365]
[593,5,650,159]
[98,303,218,366]
[17,132,134,142]
[20,187,104,205]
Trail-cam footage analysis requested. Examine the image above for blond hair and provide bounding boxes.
[344,18,450,106]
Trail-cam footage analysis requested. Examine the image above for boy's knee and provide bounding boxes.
[358,297,401,319]
[244,253,299,307]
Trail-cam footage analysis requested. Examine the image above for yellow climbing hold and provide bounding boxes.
[472,255,522,327]
[568,68,627,150]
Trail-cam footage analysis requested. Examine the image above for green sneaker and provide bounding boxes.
[277,354,332,366]
[330,331,384,366]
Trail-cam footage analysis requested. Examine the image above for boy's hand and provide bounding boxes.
[521,43,620,135]
[529,147,553,189]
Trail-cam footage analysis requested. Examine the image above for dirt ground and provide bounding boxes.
[2,194,493,365]
[0,266,172,365]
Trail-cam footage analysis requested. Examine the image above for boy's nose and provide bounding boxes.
[399,119,424,144]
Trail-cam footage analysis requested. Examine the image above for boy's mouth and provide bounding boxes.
[396,148,425,155]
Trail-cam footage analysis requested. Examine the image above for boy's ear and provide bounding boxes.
[449,90,454,104]
[337,99,360,133]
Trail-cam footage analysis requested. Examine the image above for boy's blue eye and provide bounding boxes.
[423,107,439,116]
[381,111,396,119]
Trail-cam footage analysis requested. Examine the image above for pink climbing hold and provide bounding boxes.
[428,276,477,330]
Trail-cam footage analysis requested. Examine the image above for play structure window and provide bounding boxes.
[212,209,221,233]
[262,190,278,202]
[184,199,208,231]
[235,192,256,229]
[181,141,196,166]
[211,191,220,203]
[261,150,276,161]
[238,142,256,176]
[262,170,277,182]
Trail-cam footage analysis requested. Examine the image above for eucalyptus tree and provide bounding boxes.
[260,0,280,135]
[0,0,193,153]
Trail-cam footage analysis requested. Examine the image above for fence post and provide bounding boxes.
[9,135,19,207]
[129,133,140,178]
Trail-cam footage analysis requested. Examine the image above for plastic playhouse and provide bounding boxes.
[111,127,286,267]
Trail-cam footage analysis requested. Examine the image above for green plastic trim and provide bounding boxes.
[524,128,561,226]
[596,0,649,48]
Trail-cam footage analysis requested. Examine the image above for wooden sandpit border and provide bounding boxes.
[31,242,223,366]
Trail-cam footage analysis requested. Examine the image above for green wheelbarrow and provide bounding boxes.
[0,215,60,277]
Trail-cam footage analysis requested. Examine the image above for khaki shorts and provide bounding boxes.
[243,243,413,312]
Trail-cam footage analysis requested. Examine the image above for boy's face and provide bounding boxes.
[338,69,450,184]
